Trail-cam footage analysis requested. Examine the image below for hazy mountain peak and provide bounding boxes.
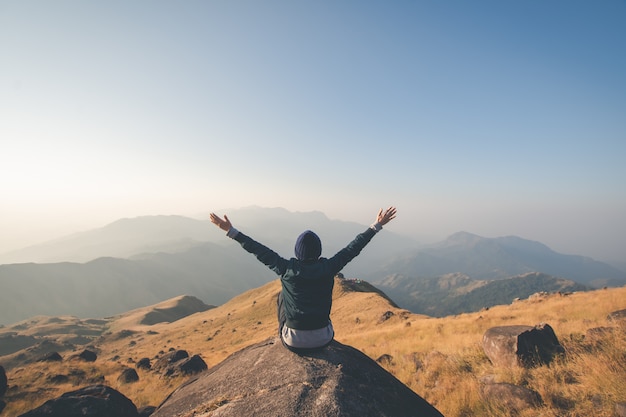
[440,231,485,247]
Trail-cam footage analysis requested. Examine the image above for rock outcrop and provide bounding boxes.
[482,323,564,367]
[152,338,443,417]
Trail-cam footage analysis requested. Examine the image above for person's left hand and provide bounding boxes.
[376,207,397,226]
[210,213,232,232]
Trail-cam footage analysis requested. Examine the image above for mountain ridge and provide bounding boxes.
[1,208,623,324]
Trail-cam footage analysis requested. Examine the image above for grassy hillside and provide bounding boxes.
[1,280,625,417]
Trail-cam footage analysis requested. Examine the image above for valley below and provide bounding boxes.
[1,279,625,416]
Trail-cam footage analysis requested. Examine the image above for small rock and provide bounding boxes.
[177,355,207,376]
[376,354,394,366]
[118,368,139,384]
[378,311,395,324]
[136,358,151,370]
[138,406,156,417]
[70,349,97,362]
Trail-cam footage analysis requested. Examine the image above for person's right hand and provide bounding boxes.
[376,207,397,226]
[210,213,232,232]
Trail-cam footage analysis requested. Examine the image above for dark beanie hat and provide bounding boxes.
[294,230,322,260]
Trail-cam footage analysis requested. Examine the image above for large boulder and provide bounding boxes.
[18,385,138,417]
[483,323,564,368]
[152,338,443,417]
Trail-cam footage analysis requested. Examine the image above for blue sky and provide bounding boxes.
[1,1,625,262]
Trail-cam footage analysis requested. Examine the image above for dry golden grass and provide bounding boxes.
[2,280,625,417]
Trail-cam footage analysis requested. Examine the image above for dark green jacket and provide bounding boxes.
[232,227,378,330]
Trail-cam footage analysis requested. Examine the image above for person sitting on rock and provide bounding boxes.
[209,207,397,351]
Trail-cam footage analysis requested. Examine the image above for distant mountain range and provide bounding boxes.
[0,215,217,264]
[368,231,626,288]
[0,208,624,324]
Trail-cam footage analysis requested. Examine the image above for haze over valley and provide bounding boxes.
[1,207,624,326]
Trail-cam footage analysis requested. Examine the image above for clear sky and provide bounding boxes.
[1,1,625,262]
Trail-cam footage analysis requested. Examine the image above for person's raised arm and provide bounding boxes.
[209,212,287,275]
[210,213,232,231]
[376,206,397,226]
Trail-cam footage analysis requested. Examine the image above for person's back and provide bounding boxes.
[210,206,397,351]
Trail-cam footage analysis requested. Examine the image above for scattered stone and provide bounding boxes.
[482,323,564,367]
[616,402,626,417]
[118,368,139,384]
[151,349,206,377]
[151,338,443,417]
[153,350,189,373]
[480,382,542,412]
[70,349,97,362]
[138,406,156,417]
[176,355,207,376]
[136,358,151,370]
[376,354,394,366]
[17,384,138,417]
[378,311,395,324]
[37,352,63,363]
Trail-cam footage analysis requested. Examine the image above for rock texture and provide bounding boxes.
[0,365,7,398]
[152,338,443,417]
[18,385,138,417]
[482,323,564,367]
